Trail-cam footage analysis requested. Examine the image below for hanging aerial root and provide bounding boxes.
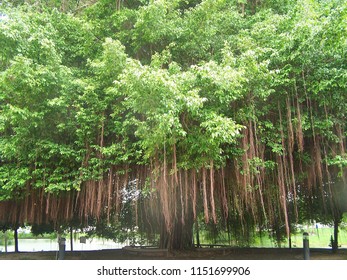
[277,156,290,240]
[202,167,209,223]
[191,169,197,220]
[209,160,217,224]
[294,80,304,153]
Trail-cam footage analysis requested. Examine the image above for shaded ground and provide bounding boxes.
[0,248,346,260]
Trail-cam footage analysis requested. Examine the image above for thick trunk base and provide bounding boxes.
[159,220,194,250]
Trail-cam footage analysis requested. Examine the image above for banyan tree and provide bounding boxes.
[1,0,347,250]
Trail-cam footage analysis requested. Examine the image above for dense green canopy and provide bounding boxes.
[1,0,346,249]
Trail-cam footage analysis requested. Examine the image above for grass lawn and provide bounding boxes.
[290,227,347,248]
[199,226,347,249]
[255,228,347,248]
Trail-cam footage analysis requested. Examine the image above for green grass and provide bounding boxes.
[269,227,347,248]
[196,227,347,248]
[289,227,347,248]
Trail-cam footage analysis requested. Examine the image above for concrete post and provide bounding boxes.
[58,237,66,260]
[303,232,310,260]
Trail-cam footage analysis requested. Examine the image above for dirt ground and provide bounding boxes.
[0,247,346,260]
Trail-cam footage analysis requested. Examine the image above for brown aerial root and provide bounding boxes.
[219,167,229,220]
[209,160,217,224]
[286,96,298,220]
[191,169,197,220]
[276,155,290,240]
[336,123,346,156]
[158,156,173,234]
[106,166,113,223]
[202,166,210,223]
[184,169,189,222]
[179,170,185,225]
[294,81,304,153]
[277,101,290,239]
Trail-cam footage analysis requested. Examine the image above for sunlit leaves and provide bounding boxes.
[0,165,30,200]
[0,8,83,196]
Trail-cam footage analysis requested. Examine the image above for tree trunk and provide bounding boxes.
[70,226,73,252]
[332,215,340,253]
[116,0,121,10]
[159,224,169,249]
[195,220,201,248]
[159,218,194,250]
[14,227,19,253]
